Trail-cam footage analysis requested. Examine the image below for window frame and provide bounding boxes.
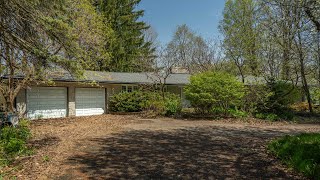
[121,85,138,93]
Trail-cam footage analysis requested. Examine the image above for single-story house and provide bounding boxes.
[3,70,191,119]
[2,70,314,120]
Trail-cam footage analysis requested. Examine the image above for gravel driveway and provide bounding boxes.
[5,115,320,179]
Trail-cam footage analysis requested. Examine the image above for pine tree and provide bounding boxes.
[98,0,155,72]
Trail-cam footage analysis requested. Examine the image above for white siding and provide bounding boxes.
[27,87,67,119]
[75,88,105,116]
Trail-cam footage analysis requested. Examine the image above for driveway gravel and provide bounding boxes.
[2,115,320,179]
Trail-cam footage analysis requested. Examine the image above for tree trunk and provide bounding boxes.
[317,32,320,86]
[239,68,245,84]
[298,46,313,113]
[4,92,15,114]
[282,48,290,80]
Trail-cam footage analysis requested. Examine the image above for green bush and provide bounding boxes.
[258,80,301,113]
[278,111,295,121]
[245,79,301,120]
[243,85,272,114]
[254,113,281,121]
[264,80,301,112]
[141,92,166,116]
[184,71,245,115]
[110,91,181,116]
[110,91,145,112]
[0,119,32,165]
[268,133,320,179]
[265,113,280,122]
[164,94,182,116]
[254,113,265,119]
[311,88,320,105]
[228,109,248,118]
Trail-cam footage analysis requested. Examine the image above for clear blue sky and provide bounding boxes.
[137,0,225,44]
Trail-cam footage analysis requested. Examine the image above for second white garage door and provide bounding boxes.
[75,88,105,116]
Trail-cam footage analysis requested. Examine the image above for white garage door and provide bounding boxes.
[27,87,67,119]
[75,88,105,116]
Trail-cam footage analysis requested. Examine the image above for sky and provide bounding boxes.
[137,0,226,45]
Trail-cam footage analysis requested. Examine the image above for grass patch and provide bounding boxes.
[268,133,320,179]
[0,119,32,167]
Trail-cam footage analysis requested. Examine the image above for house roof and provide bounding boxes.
[5,70,318,86]
[45,70,191,85]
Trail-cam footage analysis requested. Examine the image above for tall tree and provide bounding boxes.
[97,0,155,72]
[166,24,221,74]
[303,0,320,32]
[262,0,300,80]
[0,0,107,113]
[220,0,260,82]
[67,0,112,71]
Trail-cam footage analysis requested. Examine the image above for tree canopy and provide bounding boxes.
[96,0,156,72]
[0,0,110,112]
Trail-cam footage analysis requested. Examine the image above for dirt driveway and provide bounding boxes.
[4,115,320,179]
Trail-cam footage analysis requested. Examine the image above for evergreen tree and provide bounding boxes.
[97,0,155,72]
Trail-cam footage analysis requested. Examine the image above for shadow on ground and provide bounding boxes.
[29,136,61,149]
[66,126,302,179]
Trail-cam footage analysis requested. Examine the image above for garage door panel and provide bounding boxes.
[75,88,105,116]
[27,87,67,119]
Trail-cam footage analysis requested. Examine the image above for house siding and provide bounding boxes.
[16,89,27,116]
[68,87,76,117]
[167,85,181,95]
[167,85,190,108]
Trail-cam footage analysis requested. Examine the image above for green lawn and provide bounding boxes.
[268,133,320,179]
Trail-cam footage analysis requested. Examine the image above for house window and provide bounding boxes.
[122,86,127,92]
[121,85,138,92]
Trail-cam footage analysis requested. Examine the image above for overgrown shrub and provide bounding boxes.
[140,92,166,116]
[228,109,248,118]
[311,88,320,105]
[243,84,272,114]
[110,91,146,112]
[268,133,320,179]
[110,91,181,116]
[184,71,245,115]
[263,80,301,112]
[164,93,182,116]
[0,119,32,166]
[245,79,301,120]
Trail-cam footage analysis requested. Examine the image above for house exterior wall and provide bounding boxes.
[16,89,27,116]
[167,85,181,95]
[110,85,122,95]
[167,85,190,108]
[68,87,76,117]
[180,87,191,108]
